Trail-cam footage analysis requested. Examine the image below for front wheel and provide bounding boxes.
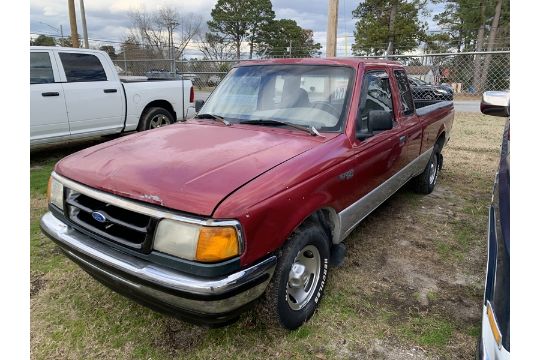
[259,223,330,330]
[138,107,174,131]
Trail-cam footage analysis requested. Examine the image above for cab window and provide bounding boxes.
[394,70,415,115]
[357,70,393,132]
[59,52,107,82]
[30,52,55,84]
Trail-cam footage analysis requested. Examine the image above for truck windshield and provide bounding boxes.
[200,65,355,132]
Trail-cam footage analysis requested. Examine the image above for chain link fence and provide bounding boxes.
[30,33,509,109]
[384,51,509,104]
[110,50,509,116]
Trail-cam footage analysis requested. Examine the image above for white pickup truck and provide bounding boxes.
[30,46,194,146]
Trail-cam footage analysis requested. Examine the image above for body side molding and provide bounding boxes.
[337,147,433,241]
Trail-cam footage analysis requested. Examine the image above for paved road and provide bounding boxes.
[453,100,480,113]
[195,91,212,101]
[194,90,480,113]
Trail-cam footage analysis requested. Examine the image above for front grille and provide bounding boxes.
[66,190,156,251]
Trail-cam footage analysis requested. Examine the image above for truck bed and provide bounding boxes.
[415,100,453,116]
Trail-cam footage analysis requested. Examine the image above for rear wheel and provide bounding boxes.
[138,107,174,131]
[259,223,330,330]
[413,144,440,194]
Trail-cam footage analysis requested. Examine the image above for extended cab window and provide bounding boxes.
[30,52,55,84]
[358,70,393,132]
[394,70,415,115]
[59,52,107,82]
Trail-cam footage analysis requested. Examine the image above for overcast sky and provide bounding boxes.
[30,0,442,57]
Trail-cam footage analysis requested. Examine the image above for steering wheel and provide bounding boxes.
[312,102,340,117]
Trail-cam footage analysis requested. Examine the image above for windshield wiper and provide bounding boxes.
[239,119,323,137]
[195,113,231,126]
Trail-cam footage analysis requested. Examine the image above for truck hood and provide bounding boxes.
[55,122,324,216]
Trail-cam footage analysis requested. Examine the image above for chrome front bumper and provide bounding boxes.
[40,212,276,324]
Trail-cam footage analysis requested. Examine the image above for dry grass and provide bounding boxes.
[30,113,506,359]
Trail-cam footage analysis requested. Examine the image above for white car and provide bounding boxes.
[30,46,194,146]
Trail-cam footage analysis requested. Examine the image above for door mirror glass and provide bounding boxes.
[481,91,509,117]
[195,99,205,113]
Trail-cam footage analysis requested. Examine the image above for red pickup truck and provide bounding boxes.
[41,58,454,329]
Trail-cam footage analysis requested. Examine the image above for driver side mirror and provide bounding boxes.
[480,91,509,117]
[195,99,205,113]
[357,110,393,140]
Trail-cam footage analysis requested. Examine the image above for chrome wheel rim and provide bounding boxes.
[149,114,170,129]
[429,155,438,184]
[286,245,321,311]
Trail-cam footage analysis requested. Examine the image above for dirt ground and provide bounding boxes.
[30,113,506,359]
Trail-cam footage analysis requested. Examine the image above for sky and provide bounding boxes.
[30,0,443,57]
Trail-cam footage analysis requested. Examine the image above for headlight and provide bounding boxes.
[154,219,240,262]
[47,175,64,210]
[435,89,448,94]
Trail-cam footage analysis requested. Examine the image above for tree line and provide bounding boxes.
[351,0,509,93]
[351,0,509,56]
[31,0,509,92]
[121,0,321,61]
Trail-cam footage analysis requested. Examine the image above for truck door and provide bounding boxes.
[392,69,423,164]
[349,69,405,196]
[339,68,406,236]
[55,51,124,136]
[30,51,70,143]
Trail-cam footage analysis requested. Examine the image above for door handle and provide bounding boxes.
[42,92,59,97]
[104,89,118,93]
[399,135,407,144]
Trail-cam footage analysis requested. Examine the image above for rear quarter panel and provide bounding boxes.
[123,80,193,130]
[418,104,454,152]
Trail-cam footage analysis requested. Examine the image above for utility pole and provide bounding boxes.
[387,1,397,56]
[39,21,64,44]
[289,40,292,57]
[67,0,79,48]
[326,0,339,57]
[79,0,89,48]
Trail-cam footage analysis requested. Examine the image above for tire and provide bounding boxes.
[258,223,330,330]
[137,107,174,131]
[413,144,440,194]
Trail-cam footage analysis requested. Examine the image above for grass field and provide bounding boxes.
[30,113,506,359]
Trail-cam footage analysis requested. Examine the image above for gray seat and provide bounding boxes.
[282,88,311,108]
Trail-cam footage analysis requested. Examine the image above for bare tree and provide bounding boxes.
[197,32,235,61]
[128,8,163,56]
[127,6,201,61]
[173,14,202,60]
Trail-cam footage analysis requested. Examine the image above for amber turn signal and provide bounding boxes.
[486,301,502,346]
[196,227,239,262]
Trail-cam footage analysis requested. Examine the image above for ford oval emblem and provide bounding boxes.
[91,211,107,223]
